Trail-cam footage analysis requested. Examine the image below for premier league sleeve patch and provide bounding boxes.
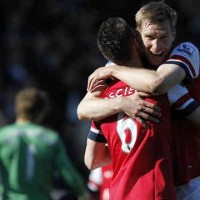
[168,42,200,79]
[177,43,195,58]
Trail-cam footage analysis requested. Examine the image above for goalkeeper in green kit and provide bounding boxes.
[0,88,88,200]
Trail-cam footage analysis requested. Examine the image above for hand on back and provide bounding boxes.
[121,91,161,128]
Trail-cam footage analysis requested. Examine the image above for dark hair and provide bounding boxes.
[97,17,135,65]
[15,88,49,122]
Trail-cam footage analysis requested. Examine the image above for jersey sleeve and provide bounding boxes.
[54,137,86,197]
[88,121,107,143]
[165,42,200,80]
[167,84,200,116]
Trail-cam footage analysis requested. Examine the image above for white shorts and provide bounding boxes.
[176,176,200,200]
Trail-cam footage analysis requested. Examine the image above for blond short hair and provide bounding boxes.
[135,1,177,31]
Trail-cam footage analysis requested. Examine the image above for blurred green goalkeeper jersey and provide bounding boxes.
[0,122,86,200]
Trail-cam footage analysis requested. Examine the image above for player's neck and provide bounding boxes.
[16,117,30,124]
[127,49,143,68]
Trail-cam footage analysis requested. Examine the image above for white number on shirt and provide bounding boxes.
[26,144,36,180]
[117,113,137,153]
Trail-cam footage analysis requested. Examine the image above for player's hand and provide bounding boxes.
[90,80,108,93]
[87,66,114,91]
[121,92,161,128]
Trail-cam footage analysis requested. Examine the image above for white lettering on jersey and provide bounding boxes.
[105,87,134,99]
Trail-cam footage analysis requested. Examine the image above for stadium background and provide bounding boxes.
[0,0,199,195]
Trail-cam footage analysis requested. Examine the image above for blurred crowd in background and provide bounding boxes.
[0,0,199,184]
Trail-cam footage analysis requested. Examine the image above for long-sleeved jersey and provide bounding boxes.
[0,122,86,200]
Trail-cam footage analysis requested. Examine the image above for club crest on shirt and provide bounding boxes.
[177,44,195,57]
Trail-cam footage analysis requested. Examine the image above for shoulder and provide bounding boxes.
[33,124,60,144]
[169,41,200,79]
[0,124,20,142]
[41,126,59,138]
[40,125,57,135]
[171,42,199,57]
[0,124,17,133]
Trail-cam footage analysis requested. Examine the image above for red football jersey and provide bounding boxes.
[170,77,200,185]
[166,42,200,185]
[89,80,176,200]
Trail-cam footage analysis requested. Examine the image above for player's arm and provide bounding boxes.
[87,64,184,94]
[77,80,120,121]
[85,121,111,170]
[77,79,161,128]
[77,89,122,121]
[77,90,161,128]
[55,137,88,199]
[84,139,111,170]
[77,81,119,121]
[88,42,199,95]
